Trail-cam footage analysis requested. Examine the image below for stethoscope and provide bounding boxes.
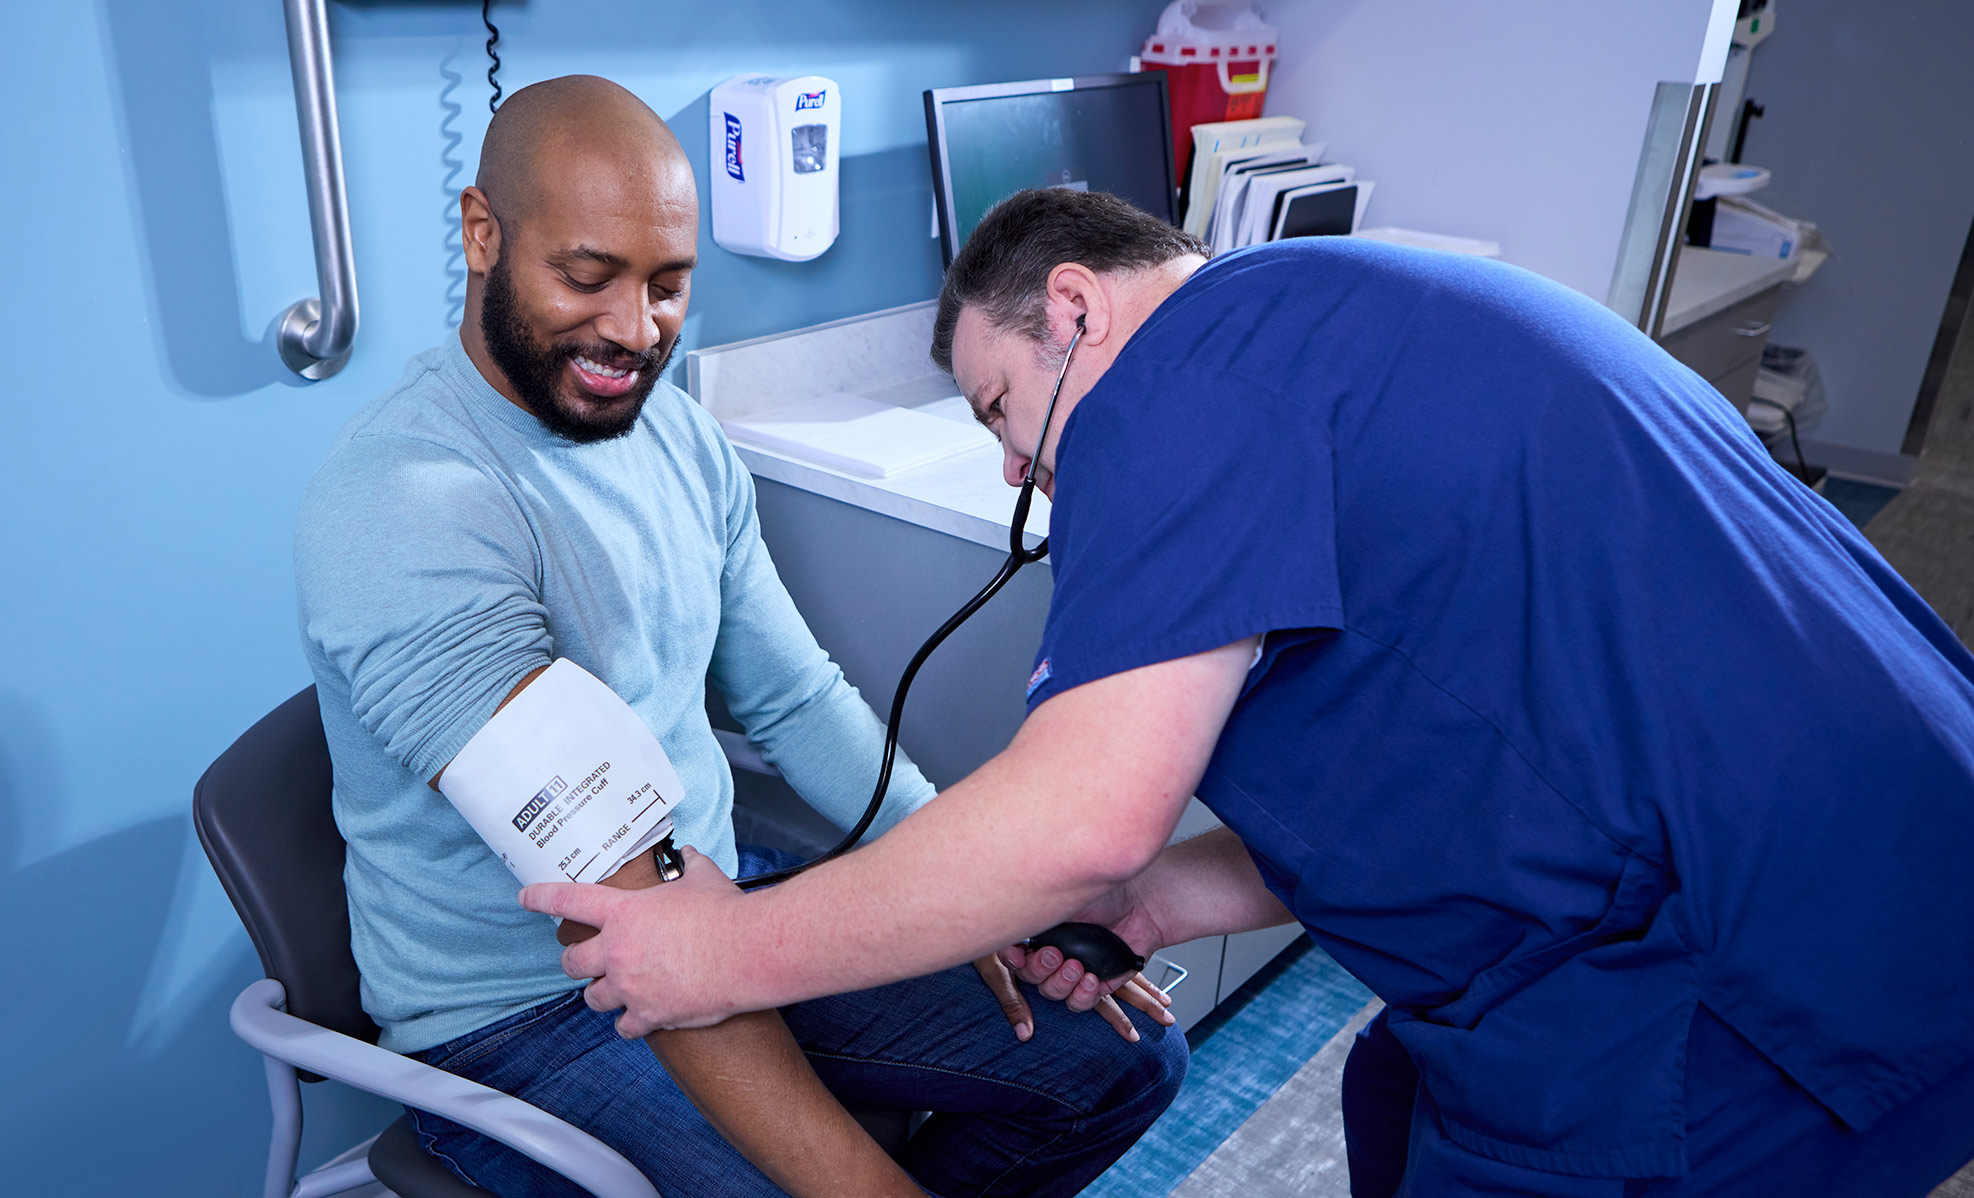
[649,315,1146,981]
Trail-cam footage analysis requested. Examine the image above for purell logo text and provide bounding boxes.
[723,113,744,181]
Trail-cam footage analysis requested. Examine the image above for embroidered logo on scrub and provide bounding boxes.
[1026,658,1053,698]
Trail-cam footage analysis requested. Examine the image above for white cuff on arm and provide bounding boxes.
[437,659,686,888]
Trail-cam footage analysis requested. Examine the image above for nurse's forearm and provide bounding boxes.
[532,640,1258,1031]
[739,738,1158,1006]
[1137,827,1296,944]
[725,643,1259,1011]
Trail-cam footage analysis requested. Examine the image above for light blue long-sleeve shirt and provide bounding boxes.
[295,334,934,1052]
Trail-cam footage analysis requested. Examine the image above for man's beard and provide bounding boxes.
[480,255,674,443]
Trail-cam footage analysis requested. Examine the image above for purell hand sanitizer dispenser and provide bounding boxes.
[709,75,840,261]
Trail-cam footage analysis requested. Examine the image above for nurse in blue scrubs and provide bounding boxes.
[529,188,1974,1196]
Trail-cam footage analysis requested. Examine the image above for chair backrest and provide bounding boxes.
[194,686,382,1046]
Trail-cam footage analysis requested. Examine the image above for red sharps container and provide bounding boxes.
[1140,1,1279,183]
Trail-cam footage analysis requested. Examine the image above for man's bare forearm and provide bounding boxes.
[645,1015,919,1197]
[570,855,919,1196]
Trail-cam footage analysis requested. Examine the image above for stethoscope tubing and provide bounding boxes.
[735,321,1085,889]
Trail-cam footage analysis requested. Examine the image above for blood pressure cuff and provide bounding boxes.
[437,658,686,887]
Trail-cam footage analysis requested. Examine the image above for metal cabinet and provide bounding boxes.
[729,478,1307,1030]
[1219,924,1309,1000]
[1657,286,1782,412]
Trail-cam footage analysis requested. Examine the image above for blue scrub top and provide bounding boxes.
[1027,239,1974,1179]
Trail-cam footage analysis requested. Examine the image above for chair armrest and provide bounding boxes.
[231,980,660,1198]
[714,728,779,777]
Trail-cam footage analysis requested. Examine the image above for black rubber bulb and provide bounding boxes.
[1024,922,1145,982]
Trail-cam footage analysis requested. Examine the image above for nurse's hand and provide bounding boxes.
[1009,875,1169,993]
[555,846,664,946]
[973,952,1174,1043]
[525,845,748,1037]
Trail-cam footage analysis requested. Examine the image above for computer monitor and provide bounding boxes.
[924,72,1178,266]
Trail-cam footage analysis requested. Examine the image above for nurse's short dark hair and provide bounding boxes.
[930,189,1208,375]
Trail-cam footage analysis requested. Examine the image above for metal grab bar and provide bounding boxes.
[275,0,358,380]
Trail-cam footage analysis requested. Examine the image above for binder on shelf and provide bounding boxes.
[1231,165,1356,249]
[1181,116,1309,235]
[1273,182,1363,240]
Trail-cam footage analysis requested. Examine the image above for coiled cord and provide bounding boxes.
[482,0,502,113]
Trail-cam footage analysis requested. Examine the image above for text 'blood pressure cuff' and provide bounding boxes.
[437,659,685,887]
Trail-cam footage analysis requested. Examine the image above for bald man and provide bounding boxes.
[294,77,1185,1197]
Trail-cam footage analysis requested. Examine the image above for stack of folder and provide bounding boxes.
[1180,117,1374,254]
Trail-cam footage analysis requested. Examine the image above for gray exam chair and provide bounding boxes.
[199,686,923,1198]
[195,686,661,1198]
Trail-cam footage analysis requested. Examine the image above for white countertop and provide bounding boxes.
[732,442,1044,552]
[728,377,1048,553]
[708,255,1821,546]
[687,301,1048,552]
[1661,246,1803,334]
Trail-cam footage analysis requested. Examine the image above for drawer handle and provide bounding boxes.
[1734,320,1772,338]
[1147,954,1191,994]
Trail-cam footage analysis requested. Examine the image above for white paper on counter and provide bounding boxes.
[724,392,996,479]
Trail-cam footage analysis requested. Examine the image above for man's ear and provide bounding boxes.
[1044,263,1111,347]
[461,186,502,275]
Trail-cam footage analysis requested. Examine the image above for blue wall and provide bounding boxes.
[0,1,1163,1190]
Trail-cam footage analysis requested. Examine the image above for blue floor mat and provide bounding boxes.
[1082,940,1372,1195]
[1820,477,1899,529]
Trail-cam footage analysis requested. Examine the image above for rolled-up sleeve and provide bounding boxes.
[295,433,552,781]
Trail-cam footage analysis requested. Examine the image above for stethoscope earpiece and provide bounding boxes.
[1011,321,1083,563]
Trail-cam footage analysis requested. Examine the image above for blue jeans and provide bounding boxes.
[408,845,1188,1196]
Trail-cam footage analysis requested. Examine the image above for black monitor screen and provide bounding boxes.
[926,74,1175,265]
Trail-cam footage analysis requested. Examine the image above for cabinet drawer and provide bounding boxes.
[1658,287,1781,381]
[1710,353,1763,415]
[1219,924,1309,1000]
[1157,935,1227,1031]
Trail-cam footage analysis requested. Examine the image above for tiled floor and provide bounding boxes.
[1082,940,1371,1196]
[1819,476,1901,528]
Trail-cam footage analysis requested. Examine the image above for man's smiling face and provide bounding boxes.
[460,78,700,444]
[477,154,698,443]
